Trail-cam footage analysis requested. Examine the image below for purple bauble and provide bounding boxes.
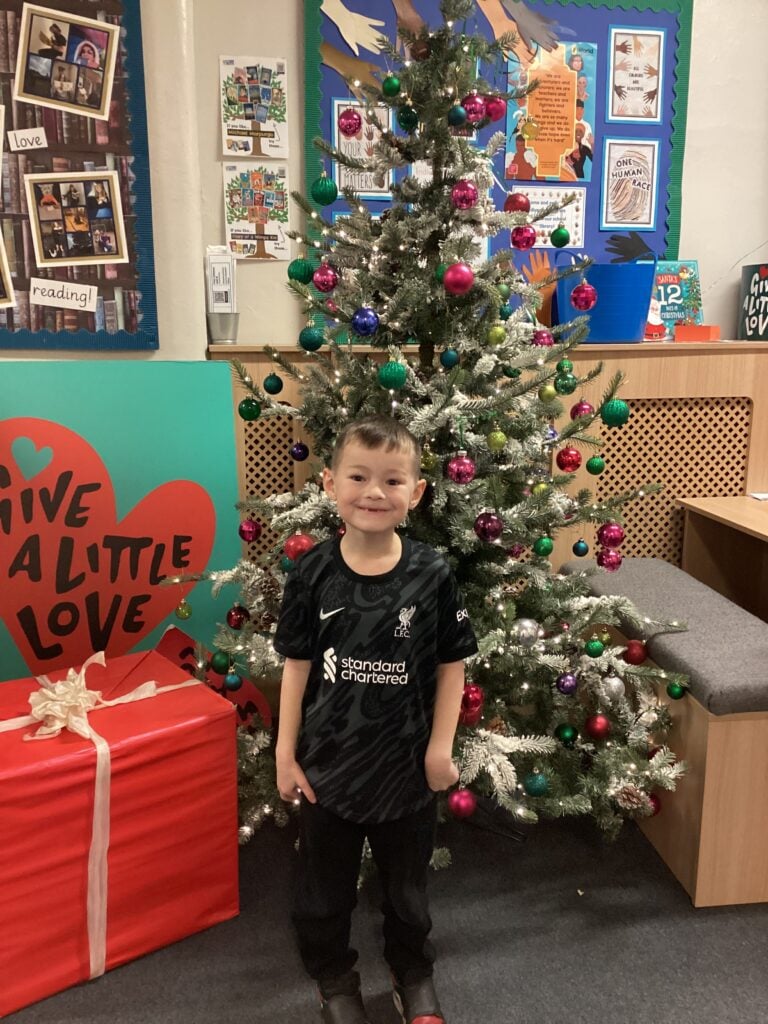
[447,452,476,484]
[238,519,262,543]
[507,543,525,558]
[556,672,579,695]
[338,107,362,138]
[290,441,310,461]
[312,264,339,293]
[570,399,595,420]
[597,547,623,571]
[461,93,487,123]
[474,511,504,542]
[450,179,479,210]
[570,281,598,311]
[351,306,380,336]
[447,788,478,818]
[532,329,554,347]
[443,262,475,296]
[597,522,625,548]
[511,224,537,250]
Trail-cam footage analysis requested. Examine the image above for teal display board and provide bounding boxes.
[0,361,240,681]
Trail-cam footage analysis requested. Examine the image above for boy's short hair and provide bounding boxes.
[331,415,421,475]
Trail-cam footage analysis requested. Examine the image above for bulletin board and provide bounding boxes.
[0,0,157,351]
[305,0,692,272]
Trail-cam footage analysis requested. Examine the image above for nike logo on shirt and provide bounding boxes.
[319,607,344,620]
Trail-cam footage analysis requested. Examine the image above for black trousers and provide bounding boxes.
[292,795,437,995]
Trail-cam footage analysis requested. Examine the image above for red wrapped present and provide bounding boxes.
[0,648,239,1018]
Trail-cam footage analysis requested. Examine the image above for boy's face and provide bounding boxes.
[323,440,426,536]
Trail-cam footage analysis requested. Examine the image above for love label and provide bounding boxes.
[0,418,216,672]
[7,127,48,151]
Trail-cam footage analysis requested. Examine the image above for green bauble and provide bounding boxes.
[601,398,631,427]
[447,103,467,127]
[533,536,554,557]
[238,397,261,421]
[263,372,284,395]
[310,174,338,206]
[554,723,578,747]
[666,681,686,700]
[556,358,573,373]
[538,383,558,402]
[523,771,550,797]
[421,447,438,472]
[487,324,506,345]
[532,482,549,496]
[299,326,324,351]
[287,257,314,284]
[378,360,408,390]
[499,303,512,321]
[210,651,230,674]
[440,348,460,369]
[554,373,578,395]
[584,636,605,658]
[550,225,570,248]
[503,366,521,378]
[435,263,447,282]
[586,455,606,476]
[382,74,401,98]
[174,599,192,620]
[487,429,507,452]
[397,105,419,131]
[498,283,511,300]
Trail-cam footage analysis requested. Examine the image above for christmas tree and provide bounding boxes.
[210,0,686,841]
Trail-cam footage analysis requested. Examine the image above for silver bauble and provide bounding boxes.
[603,674,625,700]
[512,618,540,648]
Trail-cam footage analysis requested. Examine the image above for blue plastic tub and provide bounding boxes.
[553,254,657,343]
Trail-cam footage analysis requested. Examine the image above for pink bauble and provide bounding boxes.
[462,683,485,712]
[584,713,612,741]
[325,299,339,313]
[570,281,598,311]
[474,511,504,542]
[570,399,595,420]
[556,446,582,472]
[451,179,479,210]
[649,793,662,816]
[284,533,316,560]
[238,519,262,543]
[461,93,487,123]
[484,95,507,122]
[448,788,478,818]
[504,192,530,213]
[312,264,339,293]
[443,262,475,296]
[532,329,554,347]
[507,543,525,558]
[447,453,476,484]
[597,522,626,548]
[338,107,362,137]
[511,224,536,250]
[596,547,623,572]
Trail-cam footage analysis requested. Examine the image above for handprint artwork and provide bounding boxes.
[609,28,664,121]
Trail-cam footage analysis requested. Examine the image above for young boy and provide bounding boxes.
[274,415,478,1024]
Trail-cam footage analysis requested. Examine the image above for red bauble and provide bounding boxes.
[556,446,582,472]
[446,452,476,484]
[461,93,486,123]
[570,281,598,311]
[474,511,504,542]
[448,788,478,818]
[462,683,485,712]
[338,107,362,138]
[623,639,648,665]
[459,706,483,727]
[596,548,623,572]
[511,224,536,250]
[532,328,554,347]
[504,192,530,214]
[325,299,339,313]
[226,605,250,630]
[570,399,594,420]
[450,179,479,210]
[597,522,625,548]
[484,95,507,122]
[443,262,475,296]
[649,793,662,816]
[284,533,316,561]
[312,264,339,293]
[584,713,612,741]
[238,519,262,543]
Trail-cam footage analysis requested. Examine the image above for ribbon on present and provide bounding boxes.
[0,651,201,981]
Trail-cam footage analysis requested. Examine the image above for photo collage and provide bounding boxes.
[225,63,283,130]
[226,167,287,226]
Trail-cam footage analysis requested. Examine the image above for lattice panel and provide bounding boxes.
[594,397,752,565]
[242,415,298,560]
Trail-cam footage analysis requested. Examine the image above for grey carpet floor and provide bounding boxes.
[8,813,768,1024]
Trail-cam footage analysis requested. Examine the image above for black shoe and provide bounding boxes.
[319,989,371,1024]
[392,974,445,1024]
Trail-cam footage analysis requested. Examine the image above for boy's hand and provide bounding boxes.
[276,757,317,804]
[425,749,460,792]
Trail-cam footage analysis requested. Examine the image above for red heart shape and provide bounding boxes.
[760,266,768,278]
[0,418,216,673]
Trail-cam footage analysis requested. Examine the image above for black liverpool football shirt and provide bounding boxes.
[273,536,478,823]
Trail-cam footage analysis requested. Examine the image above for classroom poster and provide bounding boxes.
[220,55,288,159]
[223,161,290,260]
[607,26,665,123]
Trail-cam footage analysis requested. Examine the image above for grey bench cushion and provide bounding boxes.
[560,557,768,716]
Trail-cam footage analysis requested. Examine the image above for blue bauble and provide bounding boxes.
[572,539,589,557]
[523,771,550,797]
[498,303,513,321]
[447,104,467,127]
[290,442,310,461]
[440,348,460,369]
[351,306,380,336]
[224,672,243,691]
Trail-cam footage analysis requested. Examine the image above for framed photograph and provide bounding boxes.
[13,3,120,120]
[600,137,660,231]
[332,99,394,201]
[0,237,16,311]
[607,26,665,124]
[24,170,129,267]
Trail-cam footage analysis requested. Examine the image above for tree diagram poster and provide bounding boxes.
[219,55,288,159]
[223,161,290,260]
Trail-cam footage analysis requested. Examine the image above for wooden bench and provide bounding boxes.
[561,556,768,907]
